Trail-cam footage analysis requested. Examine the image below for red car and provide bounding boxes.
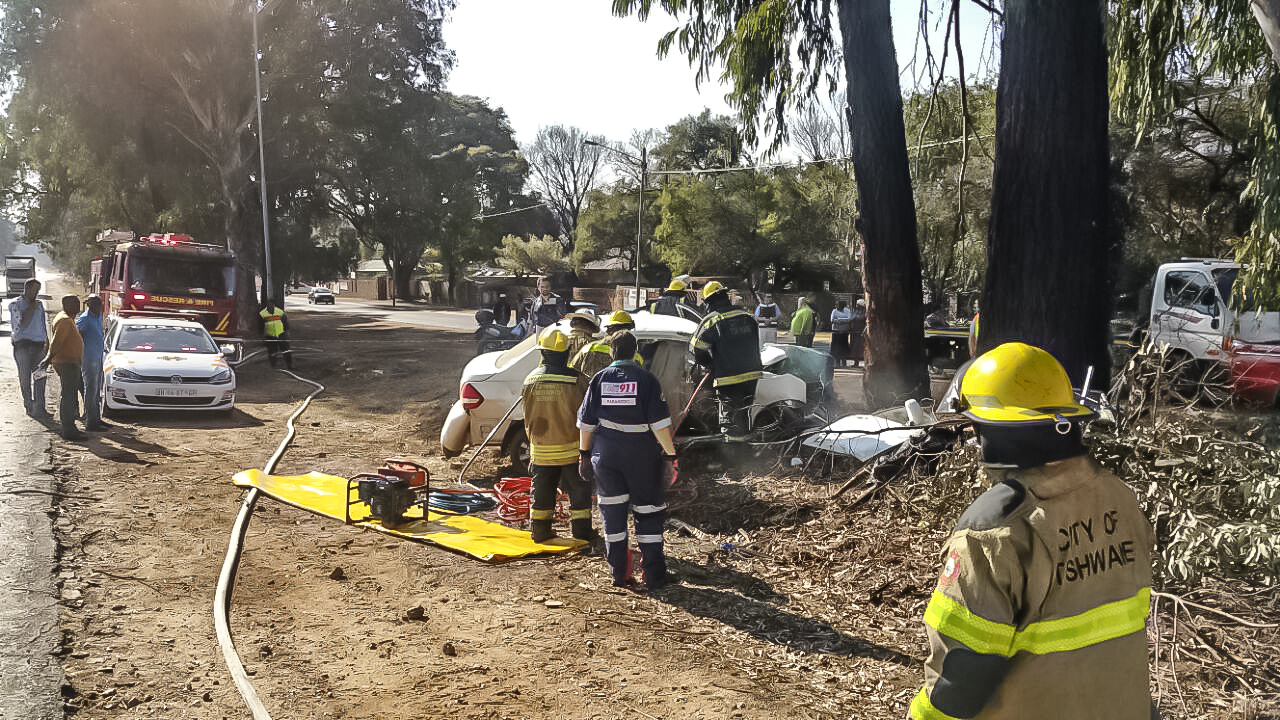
[1228,340,1280,408]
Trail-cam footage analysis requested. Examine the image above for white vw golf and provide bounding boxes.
[102,317,236,415]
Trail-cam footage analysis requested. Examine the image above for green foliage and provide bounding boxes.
[496,234,572,276]
[1090,412,1280,589]
[611,0,839,152]
[1110,0,1280,310]
[651,165,845,291]
[651,110,748,170]
[903,82,997,302]
[574,187,658,272]
[0,0,463,304]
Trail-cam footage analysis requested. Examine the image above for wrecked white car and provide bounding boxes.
[440,312,818,467]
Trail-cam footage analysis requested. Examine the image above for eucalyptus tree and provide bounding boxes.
[613,0,928,406]
[1112,0,1280,308]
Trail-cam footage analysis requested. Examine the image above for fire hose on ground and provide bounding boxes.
[213,368,324,720]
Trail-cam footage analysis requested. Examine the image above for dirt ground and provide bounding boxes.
[47,309,934,720]
[42,308,1276,719]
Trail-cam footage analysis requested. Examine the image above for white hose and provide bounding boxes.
[213,369,325,720]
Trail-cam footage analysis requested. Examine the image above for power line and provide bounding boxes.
[472,202,550,220]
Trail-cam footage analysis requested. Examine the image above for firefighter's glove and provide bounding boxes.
[578,450,595,483]
[662,454,679,487]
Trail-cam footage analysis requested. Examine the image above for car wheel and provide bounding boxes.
[502,424,530,474]
[751,401,803,442]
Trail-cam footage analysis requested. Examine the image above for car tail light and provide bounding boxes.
[461,382,484,410]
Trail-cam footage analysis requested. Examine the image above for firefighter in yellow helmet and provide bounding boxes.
[571,310,643,379]
[690,281,762,442]
[913,342,1154,720]
[521,328,593,544]
[648,278,691,317]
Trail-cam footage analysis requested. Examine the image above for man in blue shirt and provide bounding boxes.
[75,296,108,431]
[577,331,678,591]
[8,278,49,419]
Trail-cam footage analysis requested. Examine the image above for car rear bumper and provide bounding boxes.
[440,400,470,457]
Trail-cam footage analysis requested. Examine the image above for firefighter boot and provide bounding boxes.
[530,519,555,543]
[571,517,595,543]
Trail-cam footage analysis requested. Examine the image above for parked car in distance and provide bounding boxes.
[440,311,810,465]
[285,283,315,296]
[308,287,335,305]
[102,317,236,416]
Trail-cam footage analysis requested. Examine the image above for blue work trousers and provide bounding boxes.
[81,358,102,427]
[591,432,667,587]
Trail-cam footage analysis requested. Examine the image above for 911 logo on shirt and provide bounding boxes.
[602,381,637,395]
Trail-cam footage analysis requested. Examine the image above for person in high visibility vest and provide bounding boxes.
[564,310,601,360]
[912,342,1154,720]
[789,296,816,348]
[570,310,643,380]
[258,300,293,370]
[522,328,593,544]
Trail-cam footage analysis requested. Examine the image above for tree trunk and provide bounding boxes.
[837,0,930,407]
[980,0,1113,388]
[1253,0,1280,68]
[222,175,263,340]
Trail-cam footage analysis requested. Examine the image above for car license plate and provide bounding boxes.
[156,388,197,397]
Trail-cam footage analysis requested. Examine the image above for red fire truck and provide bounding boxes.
[91,230,244,359]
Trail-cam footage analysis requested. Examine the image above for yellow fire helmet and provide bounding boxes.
[605,310,634,330]
[667,278,686,291]
[959,342,1094,425]
[701,280,726,300]
[537,327,569,353]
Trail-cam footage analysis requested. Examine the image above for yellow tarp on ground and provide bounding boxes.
[232,469,586,562]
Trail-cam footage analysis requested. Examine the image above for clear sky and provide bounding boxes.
[443,0,998,149]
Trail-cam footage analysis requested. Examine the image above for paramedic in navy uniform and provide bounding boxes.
[577,331,678,591]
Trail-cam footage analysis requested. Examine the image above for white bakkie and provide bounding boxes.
[1145,259,1280,364]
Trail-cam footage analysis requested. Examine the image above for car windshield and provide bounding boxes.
[117,325,218,354]
[128,256,234,298]
[1216,267,1280,313]
[495,334,537,369]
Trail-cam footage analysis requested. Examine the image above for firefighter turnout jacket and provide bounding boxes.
[691,308,762,387]
[570,340,643,380]
[521,366,586,466]
[912,456,1153,720]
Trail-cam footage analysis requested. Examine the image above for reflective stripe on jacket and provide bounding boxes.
[521,366,586,466]
[260,307,286,337]
[570,340,643,380]
[913,456,1154,720]
[690,308,762,387]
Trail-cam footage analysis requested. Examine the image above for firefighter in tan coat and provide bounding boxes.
[912,342,1155,720]
[522,328,593,543]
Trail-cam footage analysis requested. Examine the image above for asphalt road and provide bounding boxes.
[286,295,478,334]
[0,257,68,720]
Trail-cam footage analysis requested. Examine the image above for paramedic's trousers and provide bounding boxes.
[590,431,667,587]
